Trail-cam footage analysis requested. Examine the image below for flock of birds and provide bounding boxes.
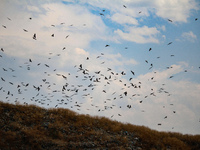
[0,5,199,128]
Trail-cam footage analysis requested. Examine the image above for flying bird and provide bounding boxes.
[127,105,131,109]
[95,71,101,74]
[33,33,36,40]
[79,64,82,69]
[131,70,135,75]
[121,71,126,75]
[123,5,127,8]
[1,77,5,81]
[45,64,49,67]
[149,64,153,70]
[168,19,173,22]
[23,29,28,32]
[149,48,152,51]
[124,91,127,96]
[167,42,173,45]
[62,75,67,79]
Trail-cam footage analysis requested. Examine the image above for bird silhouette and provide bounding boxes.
[168,19,172,22]
[124,91,127,96]
[131,71,135,75]
[1,77,5,81]
[167,42,172,45]
[33,33,36,40]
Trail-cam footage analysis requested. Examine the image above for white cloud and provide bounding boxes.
[0,2,109,58]
[119,64,200,134]
[81,0,199,23]
[103,53,138,67]
[181,31,197,42]
[157,25,166,31]
[162,35,166,40]
[138,64,182,82]
[153,0,199,22]
[111,13,138,25]
[115,26,160,43]
[75,48,89,55]
[88,62,200,134]
[27,6,41,13]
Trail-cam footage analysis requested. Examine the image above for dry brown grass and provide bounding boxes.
[0,101,200,150]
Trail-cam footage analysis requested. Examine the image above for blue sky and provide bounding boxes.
[0,0,200,135]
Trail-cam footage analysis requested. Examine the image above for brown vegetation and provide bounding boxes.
[0,101,200,150]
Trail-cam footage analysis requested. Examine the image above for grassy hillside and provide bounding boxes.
[0,101,200,150]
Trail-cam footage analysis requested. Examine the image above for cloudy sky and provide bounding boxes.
[0,0,200,135]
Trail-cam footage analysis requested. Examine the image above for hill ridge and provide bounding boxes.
[0,101,200,150]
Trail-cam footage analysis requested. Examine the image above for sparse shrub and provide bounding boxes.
[163,137,190,149]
